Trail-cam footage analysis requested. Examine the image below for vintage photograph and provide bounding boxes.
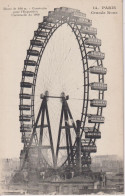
[0,0,124,194]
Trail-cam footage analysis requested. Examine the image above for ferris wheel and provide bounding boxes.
[19,7,107,173]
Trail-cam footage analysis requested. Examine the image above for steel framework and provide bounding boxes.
[19,7,107,173]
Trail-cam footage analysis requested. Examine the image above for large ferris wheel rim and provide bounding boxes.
[20,7,106,168]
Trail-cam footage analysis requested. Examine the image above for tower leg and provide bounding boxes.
[76,120,82,174]
[45,101,56,168]
[56,97,77,168]
[21,96,55,170]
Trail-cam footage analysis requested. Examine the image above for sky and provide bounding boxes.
[0,0,124,160]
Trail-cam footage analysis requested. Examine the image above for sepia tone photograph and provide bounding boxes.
[0,0,124,194]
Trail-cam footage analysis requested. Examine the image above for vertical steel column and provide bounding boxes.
[62,99,70,166]
[56,105,63,160]
[76,120,81,174]
[38,100,46,168]
[63,100,73,166]
[45,99,56,168]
